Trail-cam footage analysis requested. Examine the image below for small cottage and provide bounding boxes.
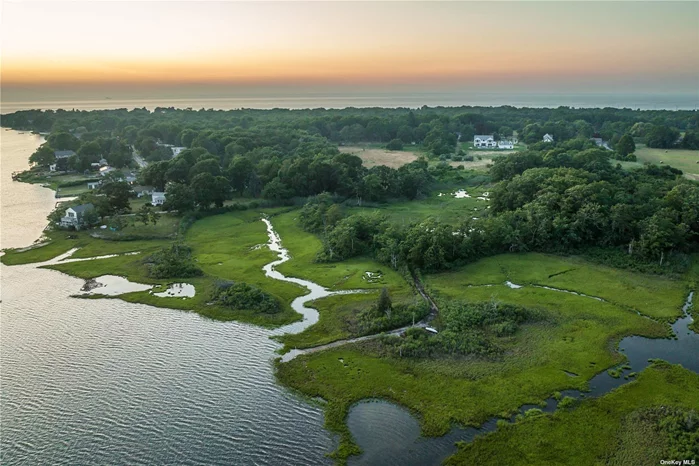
[543,134,554,143]
[49,163,57,172]
[151,192,166,206]
[87,181,100,190]
[60,203,95,229]
[497,140,514,149]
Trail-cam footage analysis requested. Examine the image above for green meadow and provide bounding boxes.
[346,186,492,226]
[620,145,699,179]
[427,253,689,320]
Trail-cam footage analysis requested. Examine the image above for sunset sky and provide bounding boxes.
[1,1,698,102]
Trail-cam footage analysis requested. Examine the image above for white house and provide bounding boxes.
[498,140,514,149]
[151,192,166,206]
[49,163,57,172]
[474,135,496,148]
[60,203,95,229]
[87,181,101,190]
[543,134,554,143]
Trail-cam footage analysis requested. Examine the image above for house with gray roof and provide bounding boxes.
[60,203,95,229]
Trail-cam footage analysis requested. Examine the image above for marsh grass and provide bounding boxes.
[427,253,688,320]
[276,282,668,461]
[447,362,699,466]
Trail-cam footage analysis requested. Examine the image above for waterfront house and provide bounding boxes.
[60,203,95,229]
[473,135,496,148]
[151,192,166,206]
[54,150,75,159]
[543,134,554,143]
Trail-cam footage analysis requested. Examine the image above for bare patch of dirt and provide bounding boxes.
[339,146,418,169]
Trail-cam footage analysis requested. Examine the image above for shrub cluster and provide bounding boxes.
[210,280,280,314]
[145,244,202,278]
[378,301,546,358]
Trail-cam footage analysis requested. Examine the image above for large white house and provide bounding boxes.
[543,133,555,143]
[498,140,514,149]
[474,135,496,148]
[60,203,95,230]
[151,192,166,206]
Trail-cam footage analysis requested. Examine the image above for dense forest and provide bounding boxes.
[4,105,698,273]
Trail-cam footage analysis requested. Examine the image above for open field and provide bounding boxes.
[347,185,492,225]
[277,259,671,461]
[339,146,419,168]
[427,253,689,320]
[447,362,699,465]
[621,144,699,179]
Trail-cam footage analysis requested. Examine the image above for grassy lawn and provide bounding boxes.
[276,275,668,461]
[93,213,180,240]
[447,362,699,465]
[427,253,688,320]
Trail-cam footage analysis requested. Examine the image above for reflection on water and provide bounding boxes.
[82,275,153,296]
[153,283,196,298]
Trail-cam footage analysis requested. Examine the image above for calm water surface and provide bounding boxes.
[2,91,697,114]
[0,130,335,465]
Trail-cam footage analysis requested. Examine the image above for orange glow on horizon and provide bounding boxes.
[2,1,698,90]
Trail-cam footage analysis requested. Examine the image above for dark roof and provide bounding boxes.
[54,150,76,158]
[69,203,95,214]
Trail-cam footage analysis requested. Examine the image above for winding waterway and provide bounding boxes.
[2,128,698,465]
